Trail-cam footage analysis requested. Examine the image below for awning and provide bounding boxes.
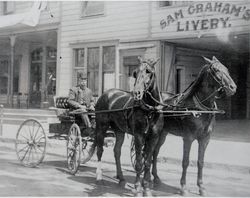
[0,1,47,28]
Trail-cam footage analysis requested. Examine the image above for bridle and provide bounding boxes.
[144,61,230,111]
[191,62,232,111]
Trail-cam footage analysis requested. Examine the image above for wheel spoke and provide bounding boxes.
[28,125,33,140]
[17,144,29,154]
[33,125,41,141]
[20,146,30,162]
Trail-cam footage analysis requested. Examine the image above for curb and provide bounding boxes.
[1,137,250,174]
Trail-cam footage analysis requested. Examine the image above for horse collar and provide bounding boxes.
[193,94,216,111]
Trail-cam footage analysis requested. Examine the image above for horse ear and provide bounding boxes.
[151,58,160,67]
[138,56,143,64]
[212,56,219,62]
[203,56,212,64]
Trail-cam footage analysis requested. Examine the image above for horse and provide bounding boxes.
[94,57,164,196]
[151,56,237,196]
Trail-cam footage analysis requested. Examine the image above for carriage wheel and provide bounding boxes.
[15,119,46,167]
[130,136,145,172]
[67,123,82,175]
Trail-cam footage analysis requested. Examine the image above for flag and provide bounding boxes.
[0,1,47,28]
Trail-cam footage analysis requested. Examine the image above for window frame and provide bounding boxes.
[81,1,106,19]
[3,1,15,15]
[72,41,117,96]
[158,1,192,9]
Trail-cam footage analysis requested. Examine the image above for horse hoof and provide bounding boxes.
[135,191,143,197]
[180,188,188,196]
[96,180,105,186]
[153,177,162,187]
[199,189,206,196]
[143,188,153,197]
[119,180,126,188]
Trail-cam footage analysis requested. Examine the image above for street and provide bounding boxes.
[1,141,250,197]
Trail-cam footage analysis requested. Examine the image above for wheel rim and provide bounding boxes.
[67,123,82,175]
[15,119,46,167]
[130,136,145,173]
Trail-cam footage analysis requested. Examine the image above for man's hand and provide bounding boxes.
[79,105,87,111]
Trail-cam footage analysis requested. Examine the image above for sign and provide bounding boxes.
[160,2,250,32]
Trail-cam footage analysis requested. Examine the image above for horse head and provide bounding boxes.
[133,56,159,101]
[203,56,237,98]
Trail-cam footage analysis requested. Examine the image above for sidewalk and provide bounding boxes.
[1,122,250,174]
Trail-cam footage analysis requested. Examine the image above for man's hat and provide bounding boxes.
[77,72,85,80]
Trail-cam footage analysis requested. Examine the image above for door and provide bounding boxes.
[122,56,139,91]
[29,63,42,108]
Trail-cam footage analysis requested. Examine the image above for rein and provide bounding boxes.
[69,105,141,115]
[142,62,227,113]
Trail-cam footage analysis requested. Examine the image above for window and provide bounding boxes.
[103,46,115,91]
[87,47,99,95]
[74,49,86,86]
[159,1,172,7]
[3,1,15,15]
[175,66,185,94]
[159,1,192,7]
[82,1,104,17]
[0,59,9,94]
[73,44,116,96]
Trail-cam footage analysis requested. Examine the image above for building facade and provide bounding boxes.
[0,1,249,120]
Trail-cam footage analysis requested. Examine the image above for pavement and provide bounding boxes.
[0,120,250,174]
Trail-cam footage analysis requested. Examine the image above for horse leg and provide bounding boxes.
[113,131,126,187]
[95,122,109,184]
[197,135,210,196]
[152,132,167,186]
[142,130,161,196]
[134,133,144,197]
[180,138,193,196]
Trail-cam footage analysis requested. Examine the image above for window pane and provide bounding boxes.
[83,1,104,17]
[103,46,115,71]
[0,59,8,94]
[75,49,85,67]
[87,47,99,95]
[13,58,20,94]
[159,1,172,7]
[3,1,15,15]
[103,46,115,92]
[46,62,56,95]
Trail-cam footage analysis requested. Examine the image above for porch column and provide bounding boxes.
[9,35,16,108]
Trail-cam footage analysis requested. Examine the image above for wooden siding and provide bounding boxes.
[59,1,150,95]
[0,1,60,27]
[151,1,250,39]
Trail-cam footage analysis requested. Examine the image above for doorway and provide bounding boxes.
[120,49,144,91]
[121,56,139,91]
[29,46,57,108]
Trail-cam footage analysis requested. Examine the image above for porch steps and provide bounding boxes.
[1,108,59,125]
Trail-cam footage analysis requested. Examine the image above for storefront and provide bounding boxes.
[153,1,250,119]
[0,31,57,108]
[0,1,60,109]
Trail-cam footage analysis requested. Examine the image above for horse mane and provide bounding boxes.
[178,64,209,102]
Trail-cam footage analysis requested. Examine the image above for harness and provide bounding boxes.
[141,62,229,114]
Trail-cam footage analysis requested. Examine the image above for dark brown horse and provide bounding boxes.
[151,56,237,196]
[94,57,163,196]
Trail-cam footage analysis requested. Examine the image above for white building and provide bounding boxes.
[0,1,249,120]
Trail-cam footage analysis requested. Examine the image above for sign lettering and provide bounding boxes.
[160,2,250,32]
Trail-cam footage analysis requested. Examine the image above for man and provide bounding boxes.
[68,73,95,128]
